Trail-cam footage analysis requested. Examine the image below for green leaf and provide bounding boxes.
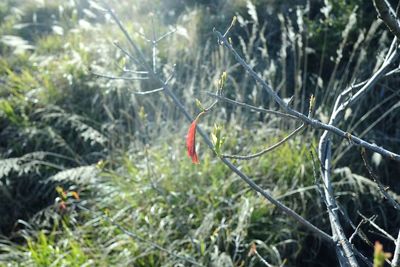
[212,124,225,156]
[195,99,205,111]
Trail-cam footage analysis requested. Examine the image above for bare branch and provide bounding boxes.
[222,124,305,160]
[131,87,164,95]
[349,219,367,244]
[206,92,298,120]
[213,30,400,162]
[331,47,398,123]
[102,3,334,245]
[361,148,400,211]
[101,1,148,67]
[121,68,148,75]
[320,143,358,266]
[161,81,335,244]
[215,23,398,265]
[373,0,400,39]
[311,150,359,266]
[358,212,396,243]
[393,230,400,267]
[113,41,142,66]
[92,71,148,80]
[156,28,176,43]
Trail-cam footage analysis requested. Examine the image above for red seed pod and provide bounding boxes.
[186,119,199,164]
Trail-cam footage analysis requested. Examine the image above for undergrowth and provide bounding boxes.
[0,130,390,266]
[0,0,399,266]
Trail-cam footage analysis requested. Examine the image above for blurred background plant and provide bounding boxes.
[0,0,399,266]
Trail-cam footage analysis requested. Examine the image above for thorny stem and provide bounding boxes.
[373,0,400,40]
[214,23,399,266]
[311,151,361,266]
[358,212,396,243]
[102,2,333,245]
[316,14,398,267]
[361,148,400,211]
[102,2,400,264]
[315,25,398,267]
[214,30,400,162]
[162,79,334,244]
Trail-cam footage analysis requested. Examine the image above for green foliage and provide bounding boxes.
[0,0,399,266]
[2,126,386,266]
[0,137,313,266]
[373,241,392,267]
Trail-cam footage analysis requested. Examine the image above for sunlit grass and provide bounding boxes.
[1,0,399,266]
[2,133,316,266]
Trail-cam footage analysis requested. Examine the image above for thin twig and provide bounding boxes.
[222,23,360,267]
[113,41,142,66]
[254,251,274,267]
[156,28,176,43]
[214,22,397,266]
[358,212,396,243]
[131,87,164,95]
[373,0,400,40]
[206,92,298,120]
[349,219,367,244]
[105,4,148,65]
[214,30,400,162]
[102,2,334,246]
[336,204,374,266]
[393,230,400,267]
[187,92,334,244]
[92,72,148,80]
[360,148,400,211]
[121,68,148,74]
[314,30,398,266]
[330,48,398,124]
[222,124,305,160]
[310,150,359,267]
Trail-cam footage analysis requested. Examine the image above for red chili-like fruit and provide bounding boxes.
[186,119,199,164]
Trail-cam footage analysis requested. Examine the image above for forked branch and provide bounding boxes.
[100,1,333,245]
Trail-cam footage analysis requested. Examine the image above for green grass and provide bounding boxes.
[3,128,383,266]
[1,0,399,266]
[0,135,320,266]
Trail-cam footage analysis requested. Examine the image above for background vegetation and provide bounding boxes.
[0,0,399,266]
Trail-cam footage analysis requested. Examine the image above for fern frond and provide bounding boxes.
[38,106,107,146]
[0,152,46,180]
[47,165,99,184]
